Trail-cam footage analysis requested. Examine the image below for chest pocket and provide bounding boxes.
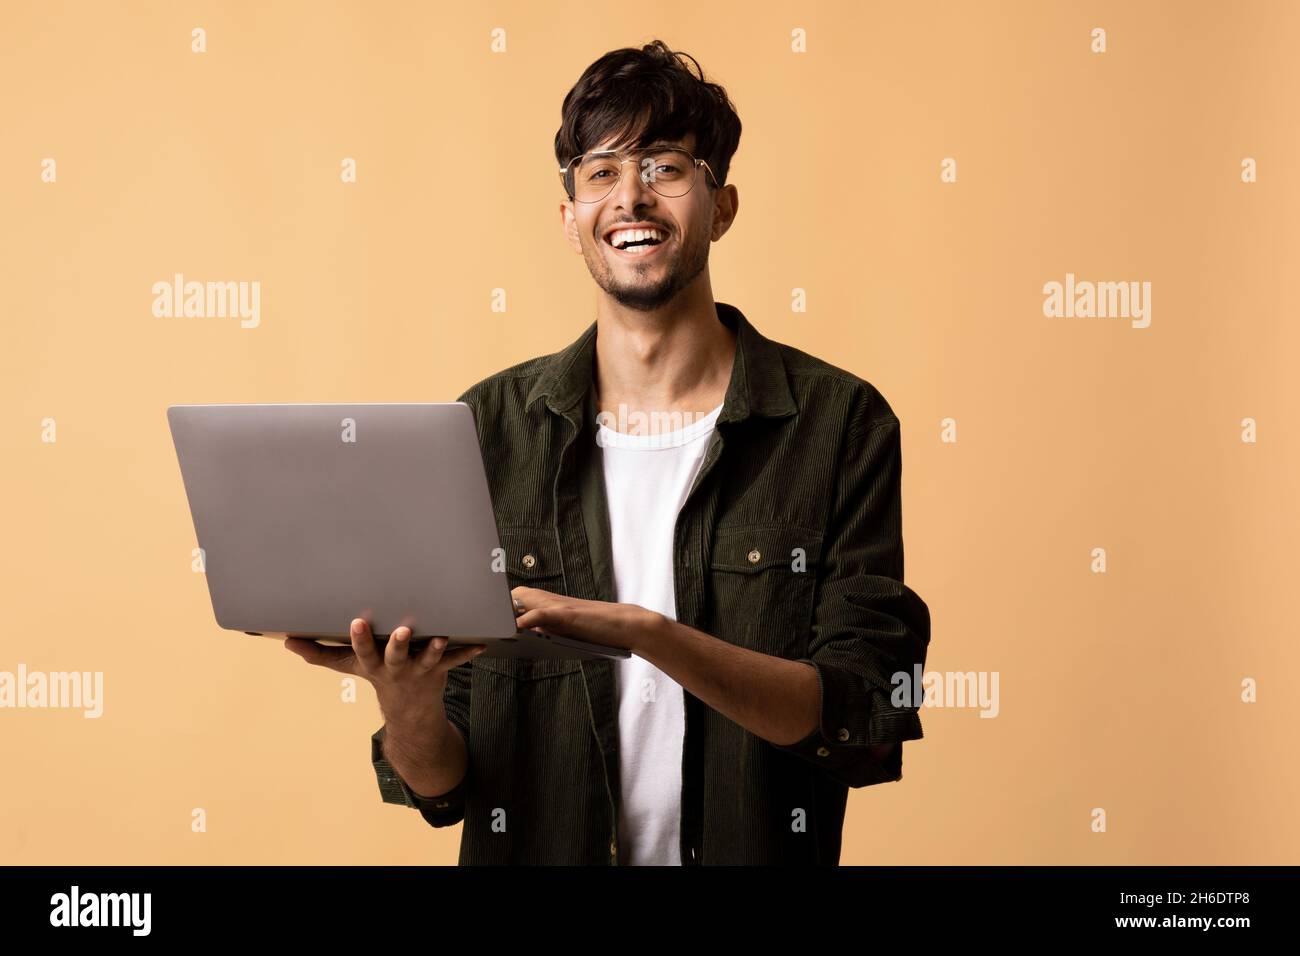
[475,526,581,680]
[708,525,823,659]
[497,526,565,590]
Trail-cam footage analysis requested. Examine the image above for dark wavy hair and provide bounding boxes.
[554,40,742,200]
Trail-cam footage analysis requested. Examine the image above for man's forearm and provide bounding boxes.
[634,615,821,745]
[637,615,896,760]
[381,705,468,799]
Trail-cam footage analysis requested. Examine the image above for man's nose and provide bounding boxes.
[610,159,658,208]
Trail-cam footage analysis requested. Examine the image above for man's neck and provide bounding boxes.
[592,289,737,427]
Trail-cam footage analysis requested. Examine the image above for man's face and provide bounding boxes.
[561,132,732,312]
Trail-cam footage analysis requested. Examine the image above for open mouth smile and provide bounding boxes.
[602,224,669,259]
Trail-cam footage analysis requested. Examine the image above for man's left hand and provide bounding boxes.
[511,586,662,653]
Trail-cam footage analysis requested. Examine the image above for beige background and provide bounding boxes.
[2,0,1296,864]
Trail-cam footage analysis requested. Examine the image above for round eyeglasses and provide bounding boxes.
[559,146,718,203]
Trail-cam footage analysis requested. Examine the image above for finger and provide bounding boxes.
[514,608,555,631]
[413,635,449,672]
[349,618,382,670]
[284,638,357,674]
[440,644,488,669]
[383,626,413,671]
[420,639,488,673]
[510,585,554,607]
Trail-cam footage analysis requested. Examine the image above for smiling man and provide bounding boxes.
[287,39,930,866]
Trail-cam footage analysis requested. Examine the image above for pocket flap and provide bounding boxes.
[497,526,564,583]
[709,525,823,573]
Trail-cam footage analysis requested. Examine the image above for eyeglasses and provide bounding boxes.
[559,146,718,203]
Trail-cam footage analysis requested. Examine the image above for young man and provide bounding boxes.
[286,40,930,865]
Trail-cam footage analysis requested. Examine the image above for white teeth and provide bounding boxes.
[608,227,664,248]
[617,242,659,256]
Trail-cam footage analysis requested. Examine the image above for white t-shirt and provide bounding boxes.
[596,401,724,866]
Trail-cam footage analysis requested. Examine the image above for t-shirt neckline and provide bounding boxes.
[596,402,723,450]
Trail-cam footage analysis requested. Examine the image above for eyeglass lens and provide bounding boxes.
[567,148,699,202]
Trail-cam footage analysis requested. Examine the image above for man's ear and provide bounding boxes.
[711,184,739,241]
[560,199,582,251]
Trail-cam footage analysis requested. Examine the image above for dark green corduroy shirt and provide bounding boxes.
[370,301,930,865]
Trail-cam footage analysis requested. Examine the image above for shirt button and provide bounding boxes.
[610,839,618,859]
[816,746,830,757]
[434,799,450,809]
[837,728,850,742]
[522,553,537,569]
[747,549,761,564]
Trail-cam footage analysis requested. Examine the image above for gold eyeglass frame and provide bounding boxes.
[559,145,719,203]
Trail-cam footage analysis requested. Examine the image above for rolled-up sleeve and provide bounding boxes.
[370,660,474,828]
[772,402,931,788]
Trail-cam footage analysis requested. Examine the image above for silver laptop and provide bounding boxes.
[166,402,628,660]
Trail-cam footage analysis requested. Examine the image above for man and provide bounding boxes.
[286,40,930,865]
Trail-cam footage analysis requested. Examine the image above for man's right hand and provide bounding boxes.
[284,618,485,725]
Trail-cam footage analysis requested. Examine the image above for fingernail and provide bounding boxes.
[395,628,408,641]
[351,620,362,635]
[473,647,486,656]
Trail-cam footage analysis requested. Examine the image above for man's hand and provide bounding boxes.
[283,619,485,723]
[284,619,485,799]
[511,586,664,653]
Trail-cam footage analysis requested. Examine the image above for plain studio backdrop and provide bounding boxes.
[1,0,1296,864]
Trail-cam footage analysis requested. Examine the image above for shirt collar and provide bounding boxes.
[525,301,797,426]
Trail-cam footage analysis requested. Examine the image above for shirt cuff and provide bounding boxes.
[771,658,922,787]
[370,726,469,828]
